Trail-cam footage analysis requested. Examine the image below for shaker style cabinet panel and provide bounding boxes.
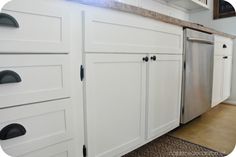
[85,54,146,157]
[0,1,70,53]
[222,56,232,100]
[0,55,70,109]
[212,56,224,107]
[0,99,74,157]
[83,8,183,54]
[147,54,182,139]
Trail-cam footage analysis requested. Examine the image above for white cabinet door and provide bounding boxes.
[147,54,182,139]
[222,56,232,100]
[212,56,232,107]
[212,56,224,107]
[85,54,146,157]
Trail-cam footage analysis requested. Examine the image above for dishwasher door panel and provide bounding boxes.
[181,29,214,124]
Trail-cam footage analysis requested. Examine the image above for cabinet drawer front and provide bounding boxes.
[84,7,183,54]
[214,35,233,56]
[0,55,70,108]
[0,99,73,157]
[0,1,69,53]
[19,141,75,157]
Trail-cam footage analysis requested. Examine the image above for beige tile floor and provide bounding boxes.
[169,104,236,154]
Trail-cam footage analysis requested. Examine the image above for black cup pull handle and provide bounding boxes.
[223,56,228,59]
[0,13,19,28]
[223,44,227,48]
[0,70,22,84]
[0,124,26,140]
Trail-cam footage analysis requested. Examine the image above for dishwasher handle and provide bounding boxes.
[187,37,214,45]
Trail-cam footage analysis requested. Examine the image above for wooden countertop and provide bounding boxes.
[76,0,236,39]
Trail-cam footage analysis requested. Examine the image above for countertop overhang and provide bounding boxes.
[76,0,236,39]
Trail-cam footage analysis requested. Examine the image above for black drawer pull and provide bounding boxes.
[223,44,227,48]
[223,56,228,59]
[0,70,22,84]
[0,124,26,140]
[0,13,19,28]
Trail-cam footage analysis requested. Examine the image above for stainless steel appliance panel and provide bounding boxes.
[181,29,214,124]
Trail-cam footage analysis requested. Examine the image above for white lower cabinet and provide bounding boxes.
[84,53,182,157]
[212,55,232,107]
[85,54,146,157]
[212,35,233,107]
[147,54,182,139]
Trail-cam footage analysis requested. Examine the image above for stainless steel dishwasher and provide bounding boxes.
[181,28,214,124]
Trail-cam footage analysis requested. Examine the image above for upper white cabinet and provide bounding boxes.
[165,0,209,11]
[0,1,70,53]
[85,54,146,157]
[212,35,233,107]
[83,8,183,54]
[147,54,182,139]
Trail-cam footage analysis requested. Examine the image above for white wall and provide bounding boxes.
[190,0,236,104]
[116,0,189,20]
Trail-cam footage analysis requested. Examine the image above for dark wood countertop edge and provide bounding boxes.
[76,0,236,39]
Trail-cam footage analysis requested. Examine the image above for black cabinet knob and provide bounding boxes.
[150,56,156,61]
[0,123,26,140]
[142,56,149,62]
[223,44,227,48]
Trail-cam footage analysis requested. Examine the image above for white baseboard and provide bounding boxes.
[223,100,236,105]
